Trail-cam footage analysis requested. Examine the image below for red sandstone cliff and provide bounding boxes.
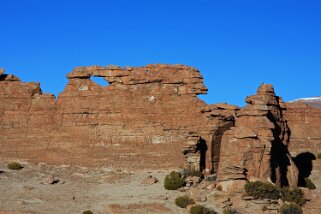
[1,65,320,178]
[0,65,236,171]
[216,84,299,191]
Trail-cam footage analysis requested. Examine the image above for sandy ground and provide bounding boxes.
[1,159,321,214]
[0,160,216,214]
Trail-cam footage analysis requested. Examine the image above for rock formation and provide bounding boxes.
[285,102,321,155]
[216,84,299,190]
[0,65,236,171]
[1,65,321,183]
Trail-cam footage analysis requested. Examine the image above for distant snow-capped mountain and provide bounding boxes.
[290,96,321,108]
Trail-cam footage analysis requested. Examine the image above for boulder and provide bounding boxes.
[189,187,207,202]
[141,175,158,185]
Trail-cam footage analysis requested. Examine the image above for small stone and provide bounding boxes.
[190,187,207,202]
[191,176,201,184]
[183,186,190,190]
[23,185,34,191]
[253,199,269,204]
[278,198,283,205]
[242,196,254,200]
[141,175,158,185]
[198,181,208,189]
[205,183,216,190]
[45,174,59,184]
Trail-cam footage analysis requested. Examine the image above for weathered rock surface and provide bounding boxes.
[0,65,321,178]
[217,84,299,190]
[285,102,321,155]
[0,65,236,172]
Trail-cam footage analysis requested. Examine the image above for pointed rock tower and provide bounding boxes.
[216,84,298,192]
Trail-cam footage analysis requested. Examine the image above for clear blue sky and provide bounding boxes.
[1,0,321,106]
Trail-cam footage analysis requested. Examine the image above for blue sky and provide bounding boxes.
[1,0,320,106]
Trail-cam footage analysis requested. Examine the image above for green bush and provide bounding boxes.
[223,207,238,214]
[82,211,93,214]
[182,167,203,178]
[190,205,217,214]
[175,195,195,208]
[164,171,185,190]
[304,178,316,190]
[281,187,305,206]
[279,203,303,214]
[244,181,280,200]
[7,162,23,170]
[317,152,321,159]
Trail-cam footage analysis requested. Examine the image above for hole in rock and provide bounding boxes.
[90,76,109,87]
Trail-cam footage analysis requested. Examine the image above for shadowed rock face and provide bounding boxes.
[0,65,236,171]
[217,84,299,190]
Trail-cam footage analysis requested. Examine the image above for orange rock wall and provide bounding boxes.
[0,65,232,171]
[1,65,320,173]
[285,102,321,155]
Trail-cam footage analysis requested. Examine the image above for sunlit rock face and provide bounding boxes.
[1,65,320,177]
[0,65,236,171]
[284,102,321,154]
[216,84,299,191]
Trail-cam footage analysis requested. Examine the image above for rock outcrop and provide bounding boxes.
[285,102,321,155]
[1,65,321,179]
[0,65,236,171]
[217,84,299,190]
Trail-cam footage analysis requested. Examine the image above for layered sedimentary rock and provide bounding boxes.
[217,84,299,190]
[0,65,236,171]
[1,65,321,177]
[285,102,321,155]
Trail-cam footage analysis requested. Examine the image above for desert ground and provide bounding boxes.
[0,159,221,214]
[1,158,321,214]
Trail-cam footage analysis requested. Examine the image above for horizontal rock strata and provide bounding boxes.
[0,65,235,171]
[1,65,321,175]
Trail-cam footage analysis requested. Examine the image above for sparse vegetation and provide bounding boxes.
[82,211,94,214]
[280,187,305,206]
[244,181,280,200]
[190,205,217,214]
[175,195,195,208]
[223,207,238,214]
[279,203,303,214]
[182,167,203,178]
[244,181,306,206]
[304,178,316,190]
[317,152,321,159]
[164,171,185,190]
[7,162,23,170]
